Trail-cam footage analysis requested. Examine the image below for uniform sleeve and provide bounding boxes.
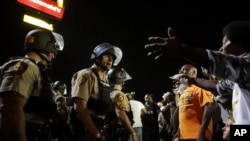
[0,59,40,98]
[71,69,98,101]
[207,50,250,89]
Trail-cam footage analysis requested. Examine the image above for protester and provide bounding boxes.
[170,64,214,141]
[145,20,250,125]
[142,94,161,141]
[126,91,147,141]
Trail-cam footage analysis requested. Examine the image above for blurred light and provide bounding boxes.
[57,0,64,8]
[23,14,54,31]
[17,0,65,20]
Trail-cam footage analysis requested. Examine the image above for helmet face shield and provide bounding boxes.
[91,43,123,66]
[113,47,122,66]
[52,32,64,51]
[24,29,64,54]
[53,81,67,95]
[123,69,132,82]
[107,68,132,84]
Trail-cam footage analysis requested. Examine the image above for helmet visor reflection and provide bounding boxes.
[113,47,122,66]
[52,32,64,51]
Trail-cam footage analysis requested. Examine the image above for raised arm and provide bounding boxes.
[144,27,210,67]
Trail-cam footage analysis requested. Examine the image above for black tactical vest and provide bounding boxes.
[23,57,58,119]
[87,68,114,115]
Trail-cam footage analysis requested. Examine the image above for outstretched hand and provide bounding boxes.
[144,27,183,60]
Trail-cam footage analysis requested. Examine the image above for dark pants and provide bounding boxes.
[26,122,52,141]
[70,111,106,141]
[105,124,130,141]
[212,121,225,141]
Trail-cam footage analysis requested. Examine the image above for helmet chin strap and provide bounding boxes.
[100,65,109,71]
[95,57,110,71]
[35,51,53,70]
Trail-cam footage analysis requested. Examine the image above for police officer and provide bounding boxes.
[69,42,122,141]
[53,81,68,120]
[51,81,74,141]
[0,28,64,141]
[105,67,138,141]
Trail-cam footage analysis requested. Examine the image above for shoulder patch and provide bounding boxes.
[77,75,88,86]
[7,61,28,74]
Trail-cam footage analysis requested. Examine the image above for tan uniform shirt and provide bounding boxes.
[71,68,99,101]
[0,58,41,98]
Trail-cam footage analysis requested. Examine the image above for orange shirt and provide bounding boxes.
[179,84,213,140]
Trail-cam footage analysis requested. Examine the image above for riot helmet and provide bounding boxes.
[24,29,64,54]
[90,42,122,66]
[53,81,67,95]
[107,68,132,84]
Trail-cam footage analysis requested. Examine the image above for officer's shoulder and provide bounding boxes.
[74,68,96,80]
[0,58,39,76]
[76,68,93,75]
[4,57,38,69]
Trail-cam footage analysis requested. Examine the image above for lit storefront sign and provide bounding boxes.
[23,14,54,31]
[17,0,65,20]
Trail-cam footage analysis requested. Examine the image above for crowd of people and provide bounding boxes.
[1,20,250,141]
[145,20,250,141]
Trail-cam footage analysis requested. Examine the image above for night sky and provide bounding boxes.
[2,0,250,102]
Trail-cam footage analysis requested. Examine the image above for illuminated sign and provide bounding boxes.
[17,0,65,20]
[23,14,54,31]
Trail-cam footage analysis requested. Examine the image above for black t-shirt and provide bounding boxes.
[162,102,176,124]
[142,103,160,128]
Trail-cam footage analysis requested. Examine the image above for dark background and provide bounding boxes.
[1,0,250,102]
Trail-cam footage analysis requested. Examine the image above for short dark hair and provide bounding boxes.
[223,20,250,52]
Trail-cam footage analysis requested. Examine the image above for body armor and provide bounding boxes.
[23,58,58,141]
